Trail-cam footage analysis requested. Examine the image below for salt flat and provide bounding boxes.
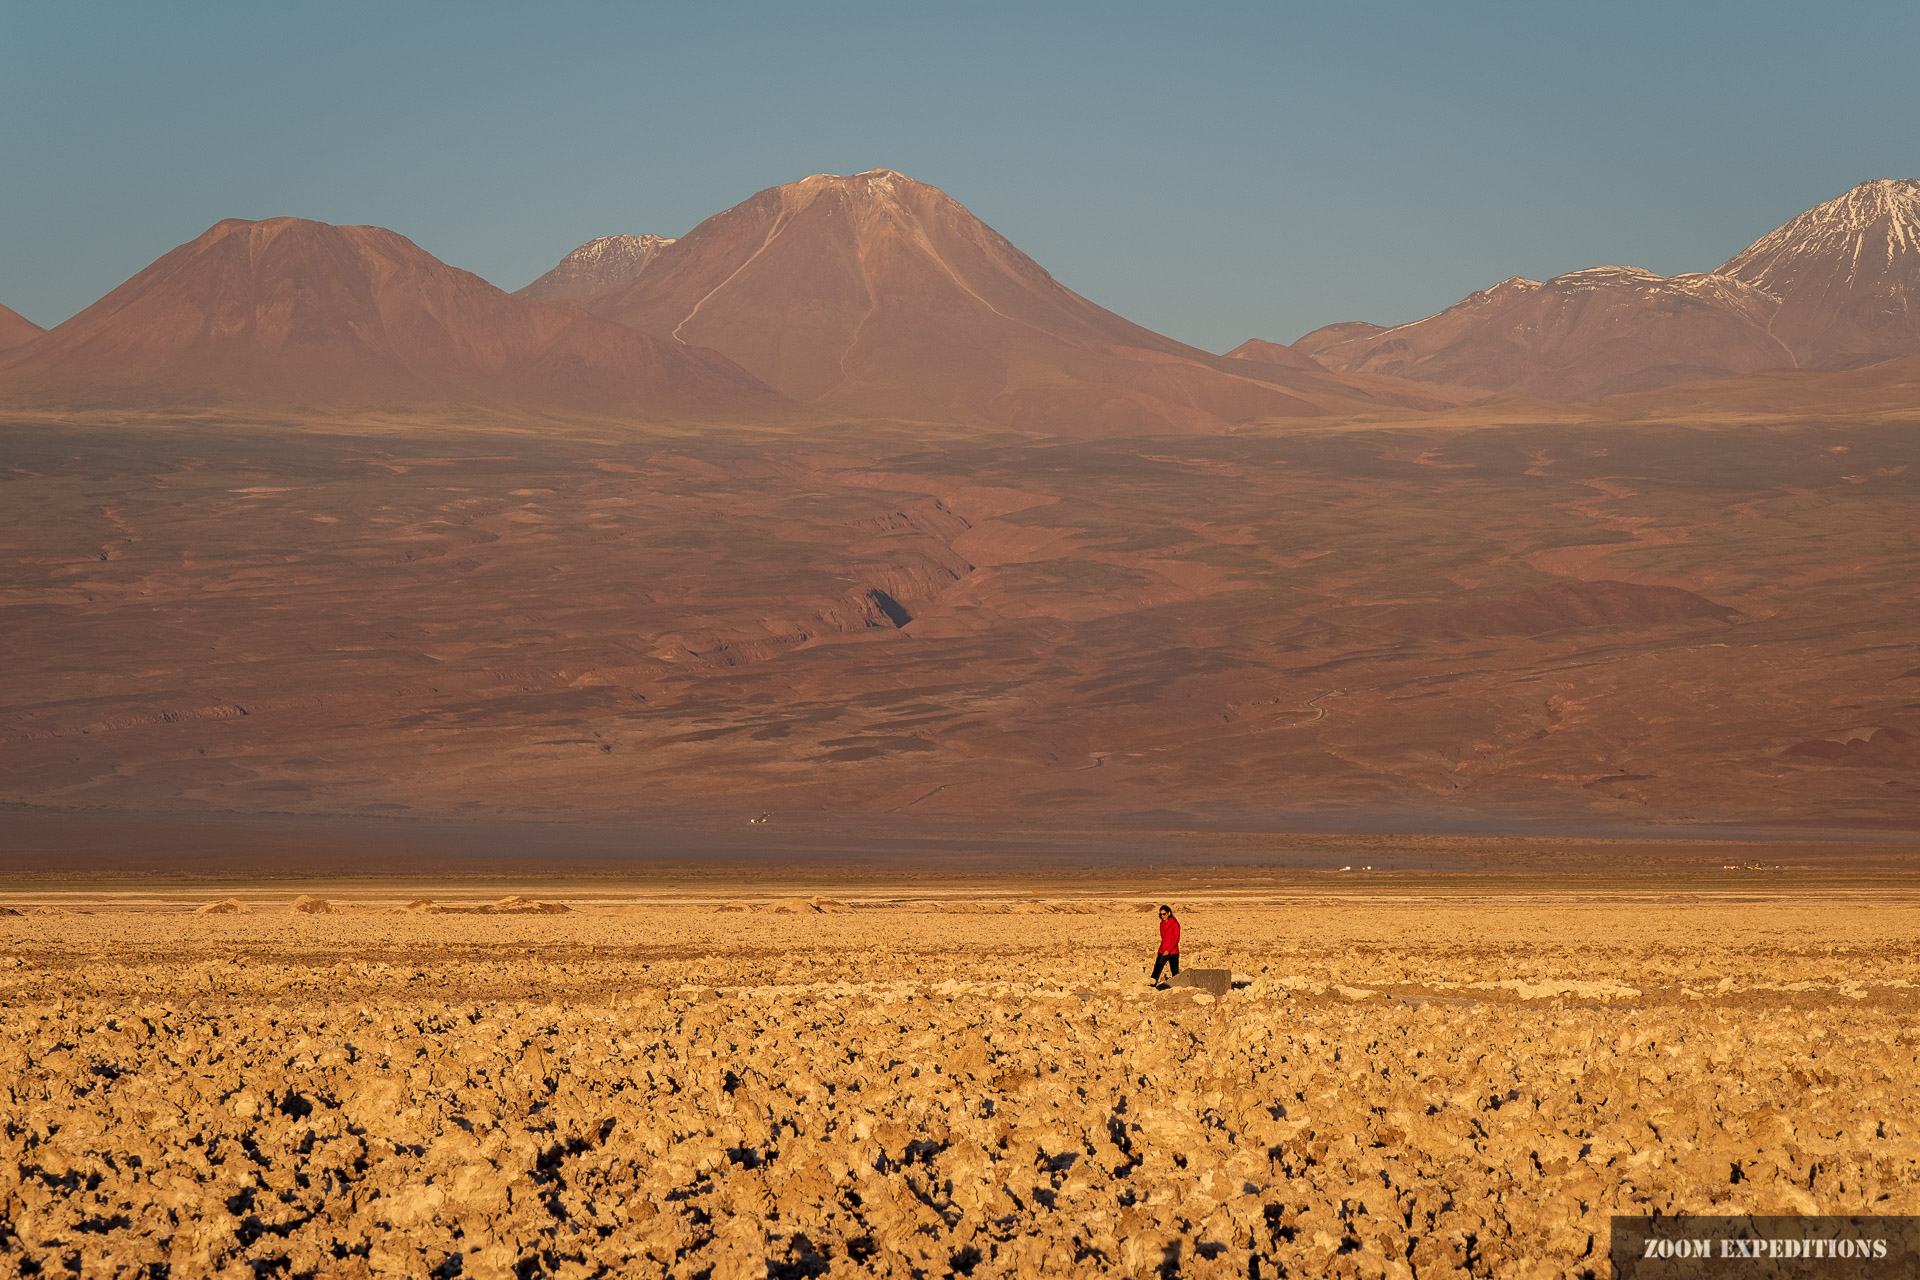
[4,886,1916,1277]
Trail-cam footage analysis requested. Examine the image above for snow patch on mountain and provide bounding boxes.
[515,234,677,304]
[1715,179,1920,365]
[1720,179,1920,287]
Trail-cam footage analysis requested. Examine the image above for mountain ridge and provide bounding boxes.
[1274,178,1920,401]
[0,217,773,415]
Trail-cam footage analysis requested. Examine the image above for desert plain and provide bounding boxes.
[3,837,1918,1279]
[2,408,1915,830]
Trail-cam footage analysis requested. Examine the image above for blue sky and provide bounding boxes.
[4,1,1916,349]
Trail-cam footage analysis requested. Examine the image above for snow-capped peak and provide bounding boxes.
[1718,178,1920,286]
[796,169,922,199]
[514,234,677,304]
[559,234,675,269]
[1710,178,1920,365]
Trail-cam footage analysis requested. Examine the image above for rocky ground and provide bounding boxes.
[2,890,1917,1278]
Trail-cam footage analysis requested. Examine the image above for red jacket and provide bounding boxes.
[1159,914,1180,955]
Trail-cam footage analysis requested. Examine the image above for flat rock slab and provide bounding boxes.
[1168,969,1230,997]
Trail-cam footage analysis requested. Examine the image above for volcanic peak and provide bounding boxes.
[587,167,1399,429]
[1750,179,1918,242]
[1716,177,1920,366]
[577,232,678,259]
[782,169,981,232]
[1719,178,1920,280]
[797,167,917,192]
[515,233,677,304]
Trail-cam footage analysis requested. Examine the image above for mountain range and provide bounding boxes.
[1281,179,1920,401]
[0,172,1443,430]
[0,218,771,414]
[1,173,1915,423]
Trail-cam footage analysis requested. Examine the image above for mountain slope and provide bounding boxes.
[0,218,771,413]
[589,169,1413,432]
[1289,321,1385,362]
[514,234,676,304]
[1717,178,1920,368]
[1598,347,1920,420]
[0,301,42,352]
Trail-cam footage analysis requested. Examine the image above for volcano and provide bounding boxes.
[0,218,772,414]
[582,169,1409,432]
[1717,178,1920,369]
[515,234,677,305]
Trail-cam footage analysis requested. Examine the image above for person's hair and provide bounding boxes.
[1159,904,1172,914]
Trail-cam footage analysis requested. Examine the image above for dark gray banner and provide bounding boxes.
[1612,1217,1920,1278]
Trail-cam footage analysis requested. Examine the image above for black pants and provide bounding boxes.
[1152,952,1179,980]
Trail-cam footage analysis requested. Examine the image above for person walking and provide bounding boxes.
[1151,904,1180,983]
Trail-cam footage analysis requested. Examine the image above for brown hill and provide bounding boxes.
[588,169,1420,433]
[0,218,773,414]
[1717,178,1920,369]
[514,234,677,305]
[0,301,42,351]
[1225,335,1495,410]
[1288,269,1790,401]
[1223,336,1325,370]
